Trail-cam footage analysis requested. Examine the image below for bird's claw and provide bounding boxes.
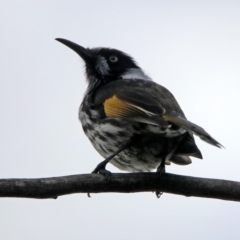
[155,162,166,198]
[157,165,166,176]
[98,169,112,180]
[91,163,112,181]
[91,162,107,174]
[155,191,163,198]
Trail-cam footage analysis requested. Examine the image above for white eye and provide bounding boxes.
[109,56,118,62]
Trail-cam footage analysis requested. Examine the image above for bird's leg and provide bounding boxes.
[91,140,131,176]
[88,141,131,197]
[156,155,167,198]
[157,156,166,176]
[156,136,185,177]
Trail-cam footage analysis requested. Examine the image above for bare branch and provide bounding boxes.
[0,173,239,201]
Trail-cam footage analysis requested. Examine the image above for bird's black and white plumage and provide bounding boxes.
[56,38,222,173]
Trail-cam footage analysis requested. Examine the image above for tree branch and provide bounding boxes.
[0,173,239,201]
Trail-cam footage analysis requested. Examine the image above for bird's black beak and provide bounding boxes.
[55,38,93,63]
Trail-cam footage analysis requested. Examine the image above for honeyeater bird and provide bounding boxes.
[56,38,222,175]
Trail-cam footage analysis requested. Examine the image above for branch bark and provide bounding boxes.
[0,173,239,201]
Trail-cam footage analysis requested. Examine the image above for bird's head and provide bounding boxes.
[56,38,150,89]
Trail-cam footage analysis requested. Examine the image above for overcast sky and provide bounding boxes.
[1,1,240,239]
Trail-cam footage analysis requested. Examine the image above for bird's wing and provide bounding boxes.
[93,79,222,148]
[94,79,170,127]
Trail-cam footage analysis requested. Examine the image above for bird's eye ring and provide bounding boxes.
[109,56,118,63]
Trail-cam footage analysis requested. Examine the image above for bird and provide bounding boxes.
[56,38,223,177]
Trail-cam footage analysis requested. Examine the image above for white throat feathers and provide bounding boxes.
[121,68,151,81]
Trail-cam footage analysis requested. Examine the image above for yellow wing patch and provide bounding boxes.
[103,95,141,118]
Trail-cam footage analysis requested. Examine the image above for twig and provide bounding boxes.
[0,173,239,201]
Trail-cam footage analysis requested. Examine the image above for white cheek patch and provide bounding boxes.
[95,56,110,75]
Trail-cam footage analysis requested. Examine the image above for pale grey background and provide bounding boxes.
[1,1,240,239]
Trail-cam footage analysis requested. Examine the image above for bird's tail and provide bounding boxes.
[162,114,223,148]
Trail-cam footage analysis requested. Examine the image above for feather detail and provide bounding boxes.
[163,114,223,148]
[103,95,169,127]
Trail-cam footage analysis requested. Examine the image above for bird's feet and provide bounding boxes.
[91,161,112,180]
[157,164,166,176]
[88,161,112,198]
[155,191,163,198]
[155,162,166,198]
